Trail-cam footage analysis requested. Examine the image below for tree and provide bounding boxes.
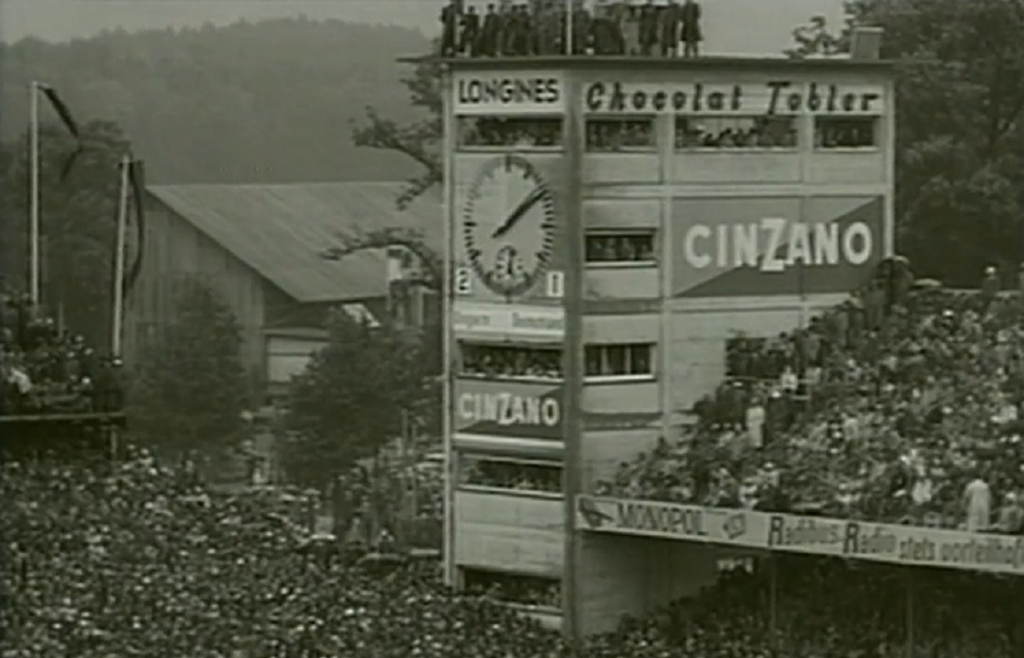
[129,276,248,461]
[788,0,1024,287]
[282,307,439,488]
[785,15,848,58]
[351,44,443,209]
[0,120,131,348]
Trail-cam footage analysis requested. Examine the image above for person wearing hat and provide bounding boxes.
[995,492,1023,534]
[981,265,1000,314]
[962,466,991,532]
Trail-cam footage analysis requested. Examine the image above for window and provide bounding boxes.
[586,117,656,151]
[462,569,561,608]
[585,343,655,379]
[586,232,656,265]
[458,455,563,494]
[815,117,878,148]
[460,343,561,380]
[675,116,797,149]
[457,116,562,149]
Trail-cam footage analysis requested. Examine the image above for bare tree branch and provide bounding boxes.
[323,227,443,292]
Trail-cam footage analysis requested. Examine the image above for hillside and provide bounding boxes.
[0,18,431,184]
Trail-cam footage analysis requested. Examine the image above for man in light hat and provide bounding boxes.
[995,492,1022,534]
[981,265,1000,314]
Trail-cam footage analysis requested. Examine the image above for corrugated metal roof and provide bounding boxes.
[148,182,442,303]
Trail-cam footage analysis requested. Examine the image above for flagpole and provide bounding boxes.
[565,0,573,54]
[29,81,41,307]
[111,155,131,359]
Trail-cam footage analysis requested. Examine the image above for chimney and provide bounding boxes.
[849,27,883,60]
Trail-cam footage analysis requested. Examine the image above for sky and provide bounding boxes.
[0,0,846,54]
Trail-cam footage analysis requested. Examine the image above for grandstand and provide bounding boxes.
[1,285,126,460]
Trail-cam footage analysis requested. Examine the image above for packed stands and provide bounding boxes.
[440,0,705,58]
[1,286,124,418]
[461,343,562,380]
[460,454,562,493]
[598,285,1024,535]
[5,451,1023,657]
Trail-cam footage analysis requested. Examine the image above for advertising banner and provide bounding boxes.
[671,196,885,298]
[576,495,1024,577]
[455,378,563,440]
[453,71,566,115]
[582,80,886,116]
[453,301,564,340]
[452,153,567,307]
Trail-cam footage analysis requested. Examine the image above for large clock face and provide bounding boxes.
[462,154,557,298]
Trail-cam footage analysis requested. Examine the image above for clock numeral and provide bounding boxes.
[455,267,473,295]
[546,271,564,299]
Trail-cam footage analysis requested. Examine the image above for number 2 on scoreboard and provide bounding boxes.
[455,266,473,295]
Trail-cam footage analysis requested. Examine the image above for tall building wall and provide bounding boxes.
[442,57,895,635]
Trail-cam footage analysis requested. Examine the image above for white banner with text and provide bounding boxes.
[576,496,1024,576]
[453,301,565,339]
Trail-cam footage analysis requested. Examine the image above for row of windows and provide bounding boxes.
[456,116,879,151]
[458,343,656,380]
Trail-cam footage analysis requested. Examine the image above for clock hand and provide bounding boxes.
[491,188,545,239]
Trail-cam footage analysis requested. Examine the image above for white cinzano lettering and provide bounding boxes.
[458,392,561,427]
[682,219,874,272]
[684,225,712,269]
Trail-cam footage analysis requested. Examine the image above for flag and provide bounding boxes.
[124,159,146,297]
[37,84,84,182]
[58,143,84,183]
[38,84,80,139]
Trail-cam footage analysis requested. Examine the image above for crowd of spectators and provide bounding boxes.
[586,119,657,151]
[617,556,1023,658]
[460,456,563,493]
[463,569,562,609]
[328,459,444,550]
[1,288,123,417]
[456,116,811,153]
[675,117,799,149]
[458,117,562,149]
[600,277,1024,534]
[5,452,1021,657]
[441,0,704,58]
[815,117,878,149]
[461,344,562,380]
[586,233,656,263]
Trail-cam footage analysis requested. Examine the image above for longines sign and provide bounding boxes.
[453,72,565,114]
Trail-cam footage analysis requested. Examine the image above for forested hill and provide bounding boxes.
[0,18,431,184]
